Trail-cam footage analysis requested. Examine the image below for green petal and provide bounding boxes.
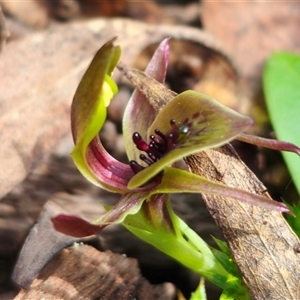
[92,191,148,226]
[71,38,120,152]
[70,39,121,189]
[128,91,253,188]
[155,167,290,213]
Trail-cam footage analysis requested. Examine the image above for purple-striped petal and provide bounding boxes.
[123,38,170,162]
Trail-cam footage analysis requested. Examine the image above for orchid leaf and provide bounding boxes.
[210,238,250,300]
[211,238,241,279]
[190,278,207,300]
[124,223,208,272]
[284,200,300,239]
[212,237,231,257]
[123,38,169,162]
[155,167,290,213]
[128,91,253,188]
[123,198,232,290]
[176,216,212,258]
[263,52,300,195]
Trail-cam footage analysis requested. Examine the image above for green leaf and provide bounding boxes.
[212,237,231,256]
[211,238,241,279]
[190,278,207,300]
[285,200,300,239]
[128,90,253,189]
[211,238,250,300]
[220,285,250,300]
[264,52,300,195]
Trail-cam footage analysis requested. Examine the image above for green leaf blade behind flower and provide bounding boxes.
[263,52,300,195]
[128,91,253,189]
[284,201,300,239]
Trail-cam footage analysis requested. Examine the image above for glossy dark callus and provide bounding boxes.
[129,119,190,173]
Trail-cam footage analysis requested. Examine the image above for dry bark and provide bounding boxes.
[14,244,175,300]
[119,64,300,299]
[187,147,300,300]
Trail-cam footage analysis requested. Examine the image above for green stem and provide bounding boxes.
[124,219,236,291]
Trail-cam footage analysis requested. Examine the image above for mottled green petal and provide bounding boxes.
[128,91,253,188]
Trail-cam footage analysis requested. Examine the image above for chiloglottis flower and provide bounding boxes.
[52,38,290,238]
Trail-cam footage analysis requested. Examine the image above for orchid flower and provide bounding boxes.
[52,38,290,239]
[51,38,298,295]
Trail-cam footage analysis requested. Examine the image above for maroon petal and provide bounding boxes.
[87,137,134,192]
[52,191,150,237]
[237,133,300,155]
[51,215,103,237]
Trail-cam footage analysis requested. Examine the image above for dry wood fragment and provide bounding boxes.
[187,149,300,300]
[14,244,175,300]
